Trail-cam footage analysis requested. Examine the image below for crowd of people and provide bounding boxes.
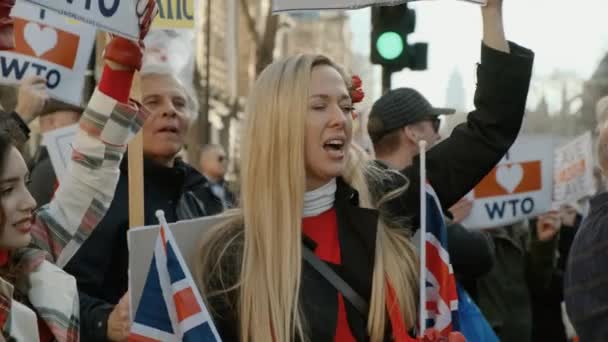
[0,0,606,341]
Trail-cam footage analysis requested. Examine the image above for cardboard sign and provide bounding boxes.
[151,0,196,30]
[272,0,486,12]
[41,124,78,182]
[22,0,140,39]
[553,131,595,204]
[460,136,554,230]
[1,3,95,105]
[127,214,234,315]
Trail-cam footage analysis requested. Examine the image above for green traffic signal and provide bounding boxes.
[376,31,404,60]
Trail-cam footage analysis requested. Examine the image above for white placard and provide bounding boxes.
[553,131,596,204]
[127,214,234,315]
[0,3,96,105]
[22,0,140,39]
[41,124,78,181]
[272,0,486,13]
[460,136,554,230]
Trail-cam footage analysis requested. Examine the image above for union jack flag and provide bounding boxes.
[129,211,222,342]
[423,184,459,336]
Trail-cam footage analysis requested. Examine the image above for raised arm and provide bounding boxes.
[386,0,534,226]
[31,1,159,267]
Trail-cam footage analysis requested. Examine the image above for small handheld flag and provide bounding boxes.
[129,210,222,341]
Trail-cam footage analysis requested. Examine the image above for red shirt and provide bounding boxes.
[302,208,356,342]
[302,209,416,342]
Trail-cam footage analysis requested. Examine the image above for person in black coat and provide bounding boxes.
[193,0,534,340]
[565,122,608,342]
[64,65,229,341]
[367,87,495,284]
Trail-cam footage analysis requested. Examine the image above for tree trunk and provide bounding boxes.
[240,0,279,76]
[255,7,279,75]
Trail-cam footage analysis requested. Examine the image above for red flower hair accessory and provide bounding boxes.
[351,75,365,104]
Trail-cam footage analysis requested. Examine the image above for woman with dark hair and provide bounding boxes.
[0,1,158,340]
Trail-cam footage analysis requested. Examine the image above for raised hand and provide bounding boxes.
[481,0,509,53]
[15,76,49,123]
[536,211,562,242]
[104,0,159,70]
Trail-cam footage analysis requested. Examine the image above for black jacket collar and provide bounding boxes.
[119,155,206,193]
[303,177,379,302]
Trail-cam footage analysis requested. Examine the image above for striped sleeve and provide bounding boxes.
[31,88,150,268]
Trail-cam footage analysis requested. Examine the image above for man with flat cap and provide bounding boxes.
[367,87,497,291]
[368,87,455,169]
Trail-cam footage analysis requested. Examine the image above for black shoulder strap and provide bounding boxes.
[302,246,369,316]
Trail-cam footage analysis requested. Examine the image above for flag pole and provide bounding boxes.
[419,140,428,337]
[155,210,168,230]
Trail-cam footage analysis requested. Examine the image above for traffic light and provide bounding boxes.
[371,4,428,71]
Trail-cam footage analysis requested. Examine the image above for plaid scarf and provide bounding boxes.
[0,249,78,341]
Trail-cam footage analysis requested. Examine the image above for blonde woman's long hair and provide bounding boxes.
[196,54,419,342]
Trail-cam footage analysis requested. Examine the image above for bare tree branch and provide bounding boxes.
[256,6,279,75]
[240,0,261,45]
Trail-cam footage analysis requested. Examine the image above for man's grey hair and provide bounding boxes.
[140,64,199,116]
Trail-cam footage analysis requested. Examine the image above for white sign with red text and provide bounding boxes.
[1,2,95,105]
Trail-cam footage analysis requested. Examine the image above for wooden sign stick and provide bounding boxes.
[128,71,145,228]
[98,32,145,229]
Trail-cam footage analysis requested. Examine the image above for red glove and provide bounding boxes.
[104,0,158,70]
[419,329,466,342]
[0,0,16,50]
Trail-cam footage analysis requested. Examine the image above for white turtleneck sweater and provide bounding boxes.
[303,179,337,218]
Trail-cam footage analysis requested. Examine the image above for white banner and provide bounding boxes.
[272,0,486,13]
[127,214,234,316]
[1,3,96,105]
[22,0,140,39]
[553,131,595,204]
[41,124,78,182]
[460,136,554,230]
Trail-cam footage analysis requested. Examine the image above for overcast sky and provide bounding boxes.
[349,0,608,110]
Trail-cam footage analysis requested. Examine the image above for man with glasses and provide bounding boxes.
[199,144,234,214]
[367,87,496,295]
[367,88,451,167]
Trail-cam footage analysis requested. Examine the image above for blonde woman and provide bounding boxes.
[195,0,533,340]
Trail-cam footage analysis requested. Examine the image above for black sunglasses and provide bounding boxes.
[417,117,440,133]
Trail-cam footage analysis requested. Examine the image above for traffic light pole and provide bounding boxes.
[382,66,392,94]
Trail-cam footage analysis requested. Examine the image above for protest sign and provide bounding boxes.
[41,124,78,182]
[553,131,595,204]
[460,136,554,230]
[22,0,140,39]
[151,0,196,30]
[272,0,486,13]
[127,214,235,315]
[1,2,95,105]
